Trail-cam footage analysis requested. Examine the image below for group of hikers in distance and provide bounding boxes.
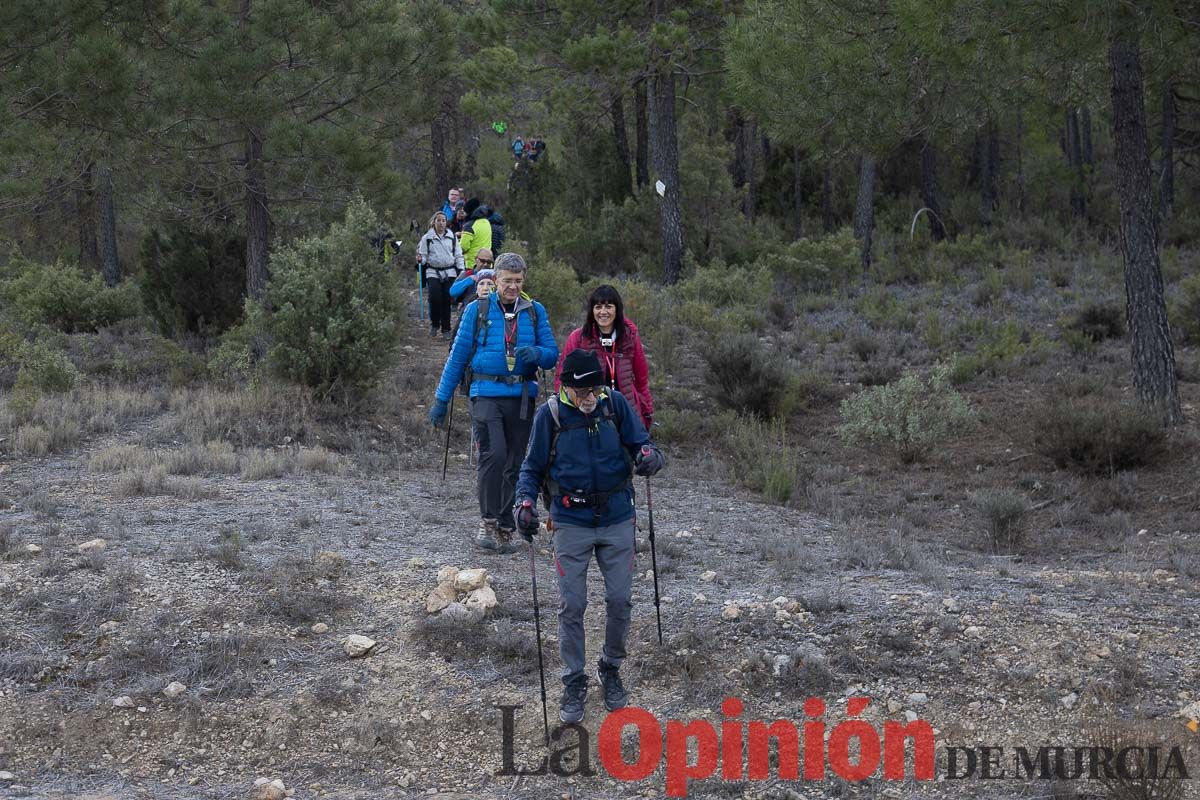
[420,183,663,726]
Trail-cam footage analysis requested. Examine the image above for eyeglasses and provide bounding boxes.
[570,387,601,398]
[476,258,493,266]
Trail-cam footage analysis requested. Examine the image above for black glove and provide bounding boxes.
[635,445,664,477]
[515,498,539,541]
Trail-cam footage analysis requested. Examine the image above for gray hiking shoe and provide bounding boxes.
[475,519,499,552]
[560,675,588,724]
[441,329,453,341]
[596,658,628,711]
[495,527,520,555]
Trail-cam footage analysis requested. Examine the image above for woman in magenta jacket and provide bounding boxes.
[554,284,655,430]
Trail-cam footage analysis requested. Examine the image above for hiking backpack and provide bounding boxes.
[487,210,506,254]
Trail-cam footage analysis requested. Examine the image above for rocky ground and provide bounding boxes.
[2,310,1200,800]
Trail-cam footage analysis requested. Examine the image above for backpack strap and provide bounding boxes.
[541,395,633,516]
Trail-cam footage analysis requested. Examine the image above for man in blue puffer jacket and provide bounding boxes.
[513,349,665,724]
[429,252,559,554]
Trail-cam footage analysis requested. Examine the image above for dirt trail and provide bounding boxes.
[2,315,1199,800]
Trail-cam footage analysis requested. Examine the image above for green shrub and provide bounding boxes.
[1064,302,1125,342]
[761,229,860,293]
[838,363,973,462]
[524,258,581,334]
[724,416,804,504]
[16,340,78,393]
[677,259,773,307]
[257,199,402,399]
[973,490,1027,552]
[703,334,797,419]
[0,258,140,332]
[969,267,1005,308]
[1032,397,1166,476]
[138,223,246,337]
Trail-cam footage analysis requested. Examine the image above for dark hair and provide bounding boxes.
[584,284,627,338]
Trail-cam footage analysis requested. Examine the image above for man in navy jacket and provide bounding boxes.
[514,350,665,723]
[430,253,558,553]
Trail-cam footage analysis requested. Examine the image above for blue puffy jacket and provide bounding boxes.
[516,389,651,528]
[434,294,558,402]
[449,272,477,301]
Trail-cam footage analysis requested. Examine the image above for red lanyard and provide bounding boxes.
[600,342,617,389]
[502,304,519,349]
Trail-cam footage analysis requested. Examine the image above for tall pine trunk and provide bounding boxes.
[634,77,649,189]
[1067,108,1087,218]
[431,113,449,200]
[852,153,876,269]
[75,155,99,271]
[978,119,998,226]
[821,157,834,233]
[244,127,270,303]
[1015,108,1026,215]
[792,145,804,240]
[611,92,633,198]
[742,119,758,222]
[1108,24,1181,426]
[1160,79,1175,218]
[649,65,683,284]
[1081,106,1094,167]
[919,139,947,241]
[97,164,120,286]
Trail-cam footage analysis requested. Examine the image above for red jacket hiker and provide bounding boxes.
[555,319,654,430]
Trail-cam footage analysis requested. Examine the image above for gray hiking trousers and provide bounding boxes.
[552,518,636,684]
[471,395,534,530]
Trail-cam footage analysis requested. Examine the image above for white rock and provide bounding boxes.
[425,581,458,614]
[112,696,135,708]
[453,568,488,592]
[163,682,186,699]
[343,635,376,658]
[693,593,707,603]
[407,557,426,568]
[1060,692,1078,709]
[78,538,106,553]
[97,620,121,635]
[1177,701,1200,720]
[311,622,329,635]
[23,544,41,555]
[964,625,983,636]
[441,602,484,624]
[772,654,791,676]
[907,692,928,706]
[886,700,903,714]
[771,596,789,607]
[254,779,270,787]
[0,771,15,780]
[774,609,791,623]
[904,710,919,723]
[722,605,741,621]
[436,566,460,583]
[941,598,959,613]
[464,585,498,613]
[700,571,717,582]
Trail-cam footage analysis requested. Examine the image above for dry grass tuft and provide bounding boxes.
[89,445,158,472]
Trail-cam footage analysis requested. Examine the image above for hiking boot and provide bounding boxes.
[475,519,499,552]
[429,325,439,338]
[596,658,628,711]
[560,675,588,724]
[495,526,520,555]
[441,329,453,341]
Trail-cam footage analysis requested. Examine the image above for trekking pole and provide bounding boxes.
[642,447,663,645]
[441,393,455,481]
[528,540,550,746]
[416,264,425,322]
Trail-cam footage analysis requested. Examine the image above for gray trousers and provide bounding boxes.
[552,518,636,684]
[471,396,533,530]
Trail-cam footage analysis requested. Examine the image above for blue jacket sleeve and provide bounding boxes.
[449,274,475,300]
[434,301,478,402]
[532,301,559,369]
[516,404,553,503]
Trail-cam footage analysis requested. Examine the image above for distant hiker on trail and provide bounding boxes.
[417,211,465,340]
[514,348,665,724]
[429,253,559,554]
[446,264,495,352]
[555,285,654,430]
[459,198,492,270]
[449,248,494,305]
[440,187,461,226]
